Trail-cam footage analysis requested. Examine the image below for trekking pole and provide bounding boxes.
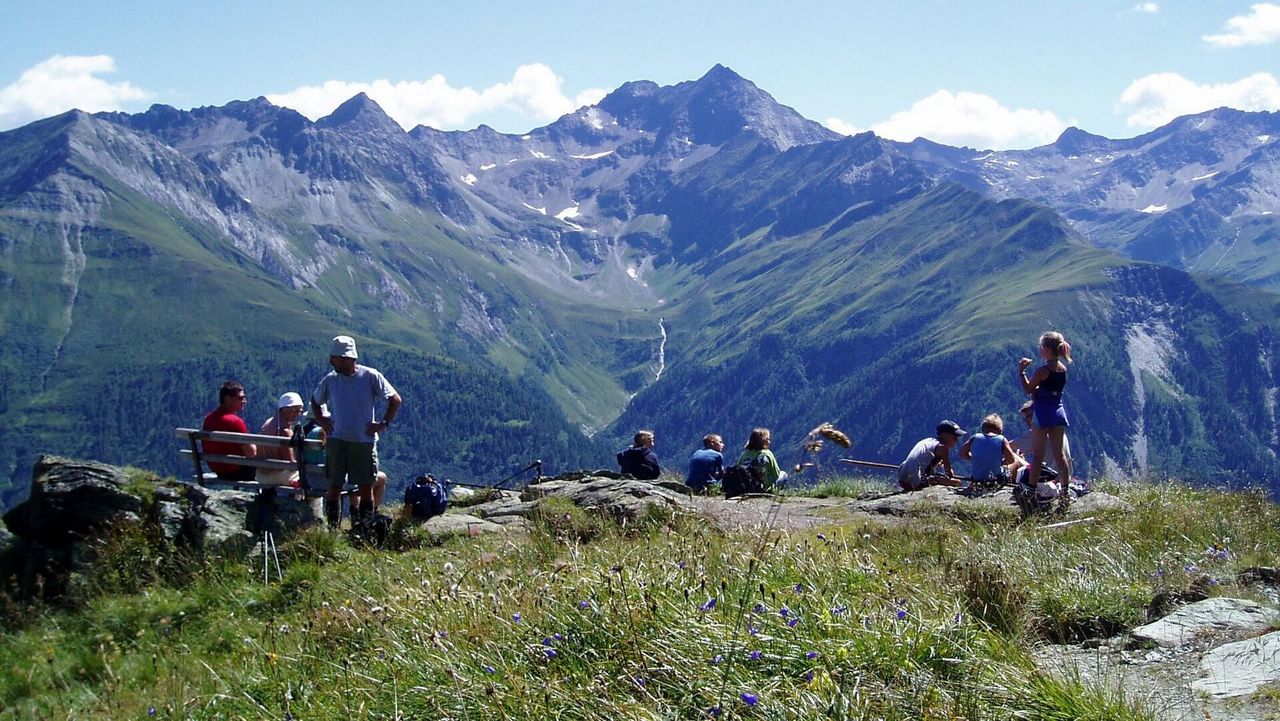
[839,458,897,470]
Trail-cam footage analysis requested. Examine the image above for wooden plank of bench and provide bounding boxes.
[174,427,323,449]
[178,449,324,475]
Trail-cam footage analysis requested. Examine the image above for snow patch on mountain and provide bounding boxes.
[1190,171,1219,182]
[522,202,546,215]
[529,149,550,160]
[461,173,477,185]
[571,150,614,160]
[555,205,583,230]
[480,163,497,171]
[1140,204,1168,213]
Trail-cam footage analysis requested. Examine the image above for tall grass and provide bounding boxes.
[1,478,1274,719]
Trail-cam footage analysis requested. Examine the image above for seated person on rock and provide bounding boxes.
[617,430,661,480]
[737,428,787,491]
[685,433,725,493]
[257,392,305,488]
[958,413,1026,488]
[202,380,257,482]
[897,420,966,491]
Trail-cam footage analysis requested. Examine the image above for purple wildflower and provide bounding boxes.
[678,560,688,569]
[748,624,759,636]
[484,665,496,674]
[787,618,800,628]
[804,671,815,682]
[741,692,758,707]
[831,605,848,615]
[1184,563,1199,574]
[896,609,908,621]
[806,651,819,659]
[578,600,591,609]
[709,707,722,718]
[512,613,522,623]
[753,602,767,614]
[148,709,156,717]
[700,597,717,612]
[542,637,553,646]
[748,650,762,661]
[779,607,791,618]
[543,648,557,659]
[794,583,805,594]
[553,632,563,640]
[712,654,724,665]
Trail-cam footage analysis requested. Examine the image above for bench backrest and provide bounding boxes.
[175,427,327,494]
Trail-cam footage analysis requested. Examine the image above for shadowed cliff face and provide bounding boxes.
[0,68,1277,508]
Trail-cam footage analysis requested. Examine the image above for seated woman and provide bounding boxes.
[257,392,305,487]
[737,428,787,490]
[959,413,1025,489]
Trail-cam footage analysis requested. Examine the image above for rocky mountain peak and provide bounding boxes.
[1052,126,1109,155]
[317,93,404,135]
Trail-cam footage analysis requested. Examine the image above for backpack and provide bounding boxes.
[405,474,449,520]
[722,456,769,498]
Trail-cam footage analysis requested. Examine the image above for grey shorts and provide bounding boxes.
[326,439,379,490]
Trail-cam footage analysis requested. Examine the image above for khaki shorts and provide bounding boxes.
[326,439,378,490]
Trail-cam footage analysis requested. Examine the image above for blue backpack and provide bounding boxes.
[405,474,449,520]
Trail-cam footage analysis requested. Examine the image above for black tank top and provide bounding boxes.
[1039,369,1067,395]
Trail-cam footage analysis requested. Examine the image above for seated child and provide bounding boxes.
[959,413,1026,488]
[897,420,966,491]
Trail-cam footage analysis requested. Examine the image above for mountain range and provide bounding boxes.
[1,64,1277,506]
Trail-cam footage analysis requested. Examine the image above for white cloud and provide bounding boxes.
[1118,71,1280,128]
[1203,3,1280,47]
[867,90,1069,150]
[1133,3,1160,13]
[0,55,152,130]
[823,117,863,136]
[267,63,607,131]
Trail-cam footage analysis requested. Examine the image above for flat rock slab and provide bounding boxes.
[1193,629,1280,698]
[421,514,506,539]
[537,478,692,521]
[849,485,1131,517]
[1131,597,1280,648]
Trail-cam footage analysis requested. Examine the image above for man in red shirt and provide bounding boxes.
[202,381,258,481]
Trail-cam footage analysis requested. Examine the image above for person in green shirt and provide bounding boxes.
[737,427,787,490]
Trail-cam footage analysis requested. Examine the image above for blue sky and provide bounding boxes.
[2,1,1278,149]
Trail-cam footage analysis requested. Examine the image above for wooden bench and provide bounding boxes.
[175,427,352,498]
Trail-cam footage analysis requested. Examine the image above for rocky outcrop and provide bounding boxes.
[421,513,507,540]
[848,485,1132,518]
[1129,597,1280,648]
[1,456,323,600]
[456,474,693,528]
[521,477,692,520]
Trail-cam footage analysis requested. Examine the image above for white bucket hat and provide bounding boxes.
[277,392,304,409]
[330,335,358,359]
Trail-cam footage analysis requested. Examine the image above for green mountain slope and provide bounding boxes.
[610,183,1280,487]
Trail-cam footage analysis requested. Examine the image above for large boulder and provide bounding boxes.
[1129,597,1280,648]
[2,456,143,544]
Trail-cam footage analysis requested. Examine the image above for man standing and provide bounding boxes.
[202,381,257,481]
[311,335,401,526]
